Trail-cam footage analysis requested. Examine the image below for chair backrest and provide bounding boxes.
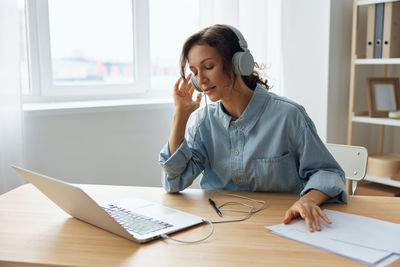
[325,143,368,181]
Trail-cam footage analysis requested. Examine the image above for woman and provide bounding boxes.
[159,24,346,232]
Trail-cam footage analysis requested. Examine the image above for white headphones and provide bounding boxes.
[191,24,254,92]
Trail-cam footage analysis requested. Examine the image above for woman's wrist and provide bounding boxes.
[168,109,192,155]
[174,108,192,121]
[300,189,329,206]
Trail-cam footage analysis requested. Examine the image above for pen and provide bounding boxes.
[208,198,222,217]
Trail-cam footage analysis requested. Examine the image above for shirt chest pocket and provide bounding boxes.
[253,152,302,193]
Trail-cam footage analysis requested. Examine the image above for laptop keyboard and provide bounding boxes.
[102,204,173,235]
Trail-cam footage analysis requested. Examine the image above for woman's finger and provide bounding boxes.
[300,208,314,232]
[283,209,297,224]
[174,77,182,90]
[283,209,292,224]
[317,208,332,224]
[174,77,183,96]
[181,73,192,92]
[187,81,194,95]
[311,208,321,231]
[195,92,202,103]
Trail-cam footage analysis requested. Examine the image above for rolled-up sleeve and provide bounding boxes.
[296,120,347,203]
[158,112,207,193]
[159,140,192,177]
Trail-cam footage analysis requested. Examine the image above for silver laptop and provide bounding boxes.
[12,166,204,243]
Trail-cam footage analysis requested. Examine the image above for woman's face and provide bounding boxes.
[188,44,233,102]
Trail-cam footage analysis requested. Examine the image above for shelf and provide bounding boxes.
[354,58,400,64]
[364,174,400,188]
[349,0,400,190]
[352,116,400,126]
[357,0,399,6]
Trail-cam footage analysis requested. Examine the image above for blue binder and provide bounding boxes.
[374,3,384,58]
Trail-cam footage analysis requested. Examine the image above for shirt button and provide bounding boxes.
[234,150,239,155]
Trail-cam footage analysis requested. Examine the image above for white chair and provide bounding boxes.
[326,143,368,195]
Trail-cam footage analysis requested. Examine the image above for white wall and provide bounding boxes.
[0,0,24,194]
[282,0,354,145]
[327,0,353,144]
[282,0,331,142]
[23,104,174,186]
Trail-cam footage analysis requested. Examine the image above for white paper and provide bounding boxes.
[266,209,400,267]
[375,254,400,267]
[267,224,392,265]
[287,210,400,254]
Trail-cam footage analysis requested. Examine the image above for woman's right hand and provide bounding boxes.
[173,74,202,115]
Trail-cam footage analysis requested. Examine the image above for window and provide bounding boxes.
[19,0,30,95]
[22,0,281,103]
[25,0,150,102]
[149,0,199,92]
[48,0,135,85]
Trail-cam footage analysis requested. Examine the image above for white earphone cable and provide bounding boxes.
[160,218,214,244]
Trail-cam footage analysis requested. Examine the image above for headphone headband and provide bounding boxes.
[222,24,249,51]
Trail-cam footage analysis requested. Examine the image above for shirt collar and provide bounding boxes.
[217,84,270,134]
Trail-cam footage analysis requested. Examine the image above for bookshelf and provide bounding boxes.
[347,0,400,190]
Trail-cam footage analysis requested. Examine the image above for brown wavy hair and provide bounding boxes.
[180,24,269,90]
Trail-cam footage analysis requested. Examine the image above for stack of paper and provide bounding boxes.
[266,210,400,266]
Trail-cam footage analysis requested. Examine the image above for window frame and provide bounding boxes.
[24,0,151,103]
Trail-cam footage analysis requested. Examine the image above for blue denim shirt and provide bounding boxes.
[159,84,346,203]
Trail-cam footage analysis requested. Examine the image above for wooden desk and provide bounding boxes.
[1,184,399,267]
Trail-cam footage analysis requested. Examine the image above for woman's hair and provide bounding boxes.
[180,24,269,90]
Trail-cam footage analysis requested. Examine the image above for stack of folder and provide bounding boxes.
[366,1,400,58]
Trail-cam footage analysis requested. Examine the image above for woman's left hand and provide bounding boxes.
[283,190,331,232]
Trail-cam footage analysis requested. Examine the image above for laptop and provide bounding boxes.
[12,166,204,243]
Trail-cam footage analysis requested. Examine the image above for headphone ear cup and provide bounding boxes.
[191,75,202,92]
[232,51,254,76]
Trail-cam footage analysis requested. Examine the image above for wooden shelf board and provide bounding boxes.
[352,116,400,126]
[354,58,400,64]
[357,0,399,6]
[364,174,400,188]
